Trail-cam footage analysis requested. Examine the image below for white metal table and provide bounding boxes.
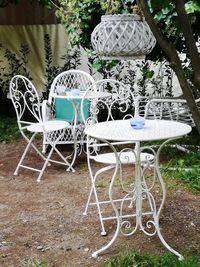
[85,119,192,259]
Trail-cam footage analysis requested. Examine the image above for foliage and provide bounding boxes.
[0,115,20,142]
[56,0,103,49]
[56,0,200,55]
[55,0,199,105]
[55,0,130,49]
[175,163,200,191]
[93,58,174,97]
[152,1,200,54]
[0,43,31,96]
[92,58,120,79]
[0,43,31,116]
[56,0,142,49]
[43,33,56,98]
[104,251,200,267]
[30,0,52,7]
[0,34,81,108]
[169,152,200,191]
[0,0,53,8]
[137,0,200,134]
[161,135,200,191]
[20,257,48,267]
[42,33,81,99]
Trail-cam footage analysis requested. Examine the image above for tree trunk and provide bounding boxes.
[174,0,200,91]
[169,48,200,133]
[138,0,200,135]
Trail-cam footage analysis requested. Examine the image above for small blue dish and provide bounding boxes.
[130,117,145,129]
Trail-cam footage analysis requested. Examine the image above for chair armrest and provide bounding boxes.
[41,100,51,122]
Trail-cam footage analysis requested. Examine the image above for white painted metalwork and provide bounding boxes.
[9,75,74,182]
[42,70,95,168]
[84,119,191,259]
[81,79,154,236]
[144,97,200,127]
[91,14,156,60]
[144,97,200,152]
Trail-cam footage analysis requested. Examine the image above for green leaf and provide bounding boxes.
[151,0,171,11]
[185,1,200,13]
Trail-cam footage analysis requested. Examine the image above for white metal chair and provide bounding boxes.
[42,70,95,167]
[144,97,200,126]
[9,75,74,182]
[144,97,200,152]
[81,79,154,235]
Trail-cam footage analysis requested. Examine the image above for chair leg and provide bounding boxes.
[36,144,55,182]
[37,133,75,182]
[14,133,37,175]
[44,132,75,172]
[42,132,47,153]
[15,129,74,181]
[83,165,115,236]
[67,132,78,172]
[51,144,75,172]
[42,126,78,171]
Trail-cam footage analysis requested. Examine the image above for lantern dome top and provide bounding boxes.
[91,14,156,60]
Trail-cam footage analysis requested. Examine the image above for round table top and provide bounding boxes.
[85,119,192,142]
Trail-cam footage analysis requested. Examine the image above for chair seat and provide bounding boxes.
[90,151,154,164]
[27,120,70,133]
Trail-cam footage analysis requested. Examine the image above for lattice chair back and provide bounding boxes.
[42,70,95,161]
[144,97,200,127]
[9,75,42,135]
[49,70,95,103]
[46,70,95,126]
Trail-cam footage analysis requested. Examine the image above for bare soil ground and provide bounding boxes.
[0,140,199,267]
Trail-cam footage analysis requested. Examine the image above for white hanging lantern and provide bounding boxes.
[91,13,156,60]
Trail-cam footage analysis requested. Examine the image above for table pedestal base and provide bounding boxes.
[92,141,183,260]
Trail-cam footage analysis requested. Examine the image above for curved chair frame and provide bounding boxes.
[144,96,200,152]
[81,79,154,235]
[144,97,200,127]
[10,75,73,182]
[42,70,95,168]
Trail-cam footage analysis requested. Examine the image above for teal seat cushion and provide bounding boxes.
[55,98,89,123]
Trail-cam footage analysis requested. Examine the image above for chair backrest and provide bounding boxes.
[81,79,136,126]
[49,70,95,122]
[81,79,136,157]
[144,97,200,127]
[9,75,42,128]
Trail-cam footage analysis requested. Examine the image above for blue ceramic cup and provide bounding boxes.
[130,117,145,129]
